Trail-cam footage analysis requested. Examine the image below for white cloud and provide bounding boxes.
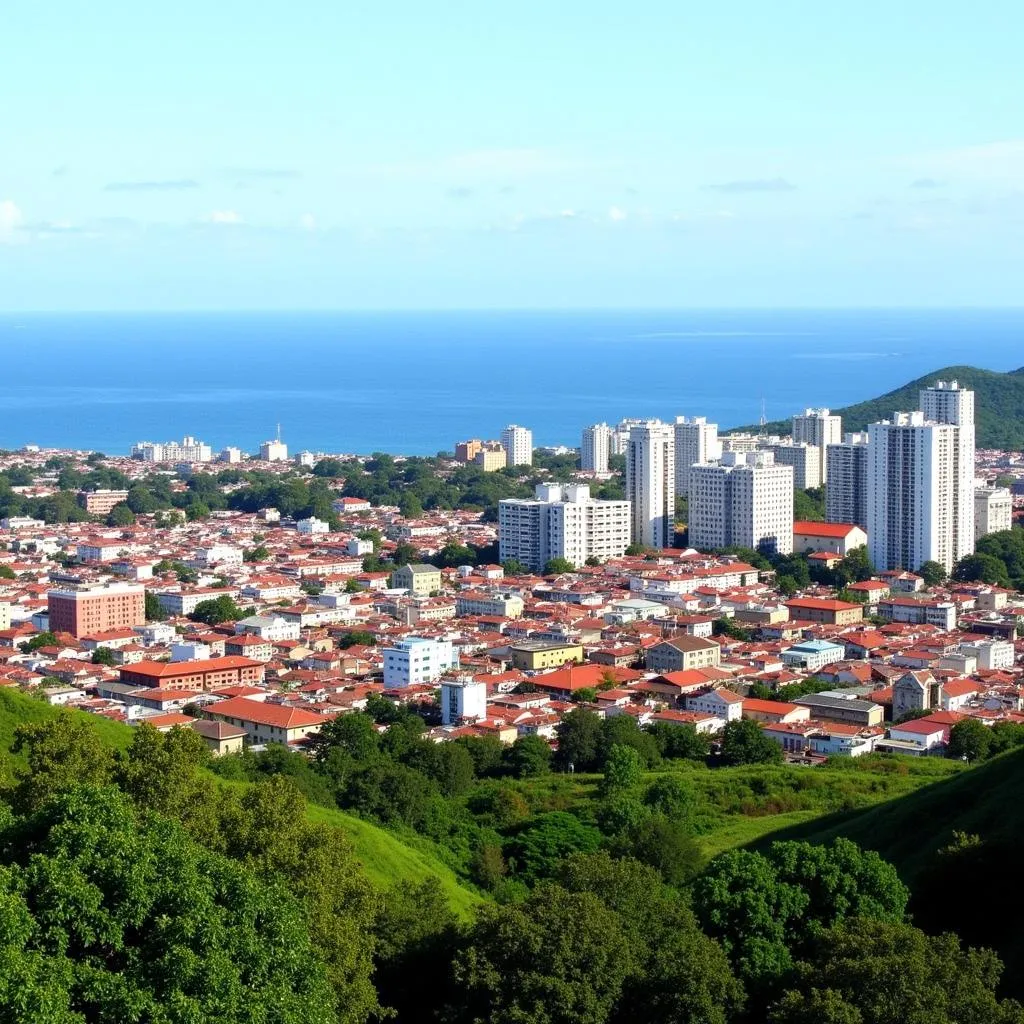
[901,139,1024,184]
[0,199,23,241]
[299,213,317,231]
[204,209,242,225]
[608,206,627,222]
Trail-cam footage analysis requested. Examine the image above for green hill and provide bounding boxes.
[729,364,1024,449]
[753,749,1024,995]
[0,689,482,916]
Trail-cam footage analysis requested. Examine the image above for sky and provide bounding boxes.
[2,1,1023,310]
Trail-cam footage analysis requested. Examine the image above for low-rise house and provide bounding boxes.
[685,687,743,722]
[792,691,885,727]
[644,636,721,674]
[205,696,324,745]
[780,639,847,672]
[189,718,247,756]
[390,563,443,596]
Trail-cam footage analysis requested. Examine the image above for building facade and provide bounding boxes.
[761,442,822,490]
[78,490,130,515]
[673,416,721,498]
[792,408,842,479]
[131,437,212,462]
[259,439,289,462]
[47,582,146,638]
[500,424,533,466]
[975,485,1013,540]
[440,679,487,724]
[581,423,613,473]
[383,636,458,687]
[826,435,869,528]
[626,421,676,549]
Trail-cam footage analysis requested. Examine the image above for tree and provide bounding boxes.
[448,882,633,1024]
[947,717,992,762]
[794,487,826,521]
[918,559,948,588]
[952,552,1010,586]
[644,773,698,821]
[503,734,552,777]
[507,812,602,883]
[390,541,419,566]
[189,593,243,625]
[185,498,211,521]
[144,590,164,621]
[0,564,14,579]
[574,686,599,704]
[544,557,576,575]
[720,717,784,765]
[601,744,644,795]
[90,646,116,666]
[244,544,270,561]
[554,707,603,771]
[645,720,712,761]
[501,558,528,576]
[105,502,135,526]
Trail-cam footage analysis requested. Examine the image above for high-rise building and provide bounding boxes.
[826,434,869,528]
[78,489,130,516]
[626,421,676,549]
[220,447,243,463]
[473,443,507,472]
[760,442,823,490]
[689,451,794,554]
[131,436,212,463]
[455,439,483,463]
[611,418,644,456]
[47,582,146,638]
[581,423,613,473]
[674,416,722,497]
[919,380,976,559]
[501,424,533,466]
[867,412,961,572]
[498,483,631,571]
[793,409,842,482]
[260,439,289,462]
[975,486,1013,540]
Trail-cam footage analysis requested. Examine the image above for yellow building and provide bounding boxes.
[474,444,508,472]
[508,640,585,671]
[391,563,443,596]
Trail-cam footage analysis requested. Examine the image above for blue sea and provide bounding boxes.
[1,310,1022,456]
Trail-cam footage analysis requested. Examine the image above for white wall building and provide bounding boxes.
[383,636,458,687]
[581,423,613,473]
[792,409,842,480]
[499,483,631,571]
[297,516,330,535]
[975,485,1013,540]
[826,434,869,528]
[131,436,213,463]
[761,442,823,490]
[440,679,488,724]
[501,424,533,466]
[193,544,243,568]
[689,451,794,555]
[867,409,971,573]
[260,439,289,462]
[674,416,722,498]
[626,421,676,549]
[234,615,301,641]
[219,447,244,463]
[611,418,644,456]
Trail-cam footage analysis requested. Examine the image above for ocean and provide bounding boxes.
[1,309,1022,456]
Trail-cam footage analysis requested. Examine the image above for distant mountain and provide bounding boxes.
[729,365,1024,450]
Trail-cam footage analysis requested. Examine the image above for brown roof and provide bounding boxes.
[121,656,263,679]
[207,696,323,730]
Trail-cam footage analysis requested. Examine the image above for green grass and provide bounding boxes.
[0,688,482,916]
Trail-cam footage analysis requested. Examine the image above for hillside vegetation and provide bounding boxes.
[730,364,1024,449]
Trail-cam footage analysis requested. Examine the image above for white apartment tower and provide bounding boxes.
[867,412,961,573]
[793,409,842,482]
[501,424,533,466]
[975,486,1013,540]
[581,423,613,473]
[611,418,644,456]
[674,417,722,497]
[761,442,823,490]
[131,436,213,463]
[690,451,794,555]
[498,484,631,571]
[626,421,676,549]
[919,381,976,560]
[826,434,869,528]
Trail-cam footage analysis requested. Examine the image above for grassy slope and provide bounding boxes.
[0,689,482,916]
[728,364,1024,449]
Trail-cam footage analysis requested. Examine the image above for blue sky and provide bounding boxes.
[2,1,1022,309]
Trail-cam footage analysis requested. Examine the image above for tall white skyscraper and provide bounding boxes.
[690,452,794,555]
[919,380,975,559]
[673,417,722,497]
[760,442,823,490]
[498,484,631,570]
[501,425,533,466]
[868,412,962,572]
[581,423,613,473]
[626,421,676,549]
[792,409,842,482]
[826,434,869,527]
[611,418,644,456]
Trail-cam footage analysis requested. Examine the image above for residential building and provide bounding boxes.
[454,592,525,618]
[498,483,631,571]
[47,582,145,639]
[867,412,963,573]
[234,614,301,641]
[0,601,10,631]
[383,636,458,687]
[296,516,330,535]
[826,435,869,527]
[689,451,794,555]
[673,416,721,497]
[78,489,129,515]
[784,597,864,626]
[886,718,950,752]
[131,436,213,462]
[791,522,868,557]
[391,563,443,596]
[792,408,842,479]
[119,656,265,692]
[643,635,721,674]
[581,423,613,473]
[501,424,533,466]
[626,421,676,548]
[473,443,507,472]
[611,418,644,456]
[877,596,957,630]
[205,697,323,745]
[506,640,584,671]
[219,447,243,463]
[455,439,483,463]
[780,639,847,672]
[259,438,289,462]
[686,687,743,722]
[792,692,885,728]
[190,719,246,756]
[761,442,822,490]
[975,485,1013,540]
[155,587,237,617]
[440,679,487,724]
[192,544,243,568]
[959,639,1015,671]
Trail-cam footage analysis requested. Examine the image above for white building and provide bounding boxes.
[674,416,722,498]
[131,436,213,463]
[234,614,301,641]
[581,423,613,473]
[975,486,1013,540]
[296,451,317,468]
[383,636,458,687]
[171,641,211,663]
[959,639,1015,671]
[501,424,533,466]
[761,442,823,490]
[781,639,847,672]
[689,451,794,555]
[919,381,976,560]
[260,439,289,462]
[611,418,644,456]
[498,483,631,571]
[792,408,841,480]
[440,679,488,724]
[296,516,330,535]
[826,434,869,528]
[868,410,971,573]
[192,544,243,568]
[219,447,244,463]
[626,421,676,549]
